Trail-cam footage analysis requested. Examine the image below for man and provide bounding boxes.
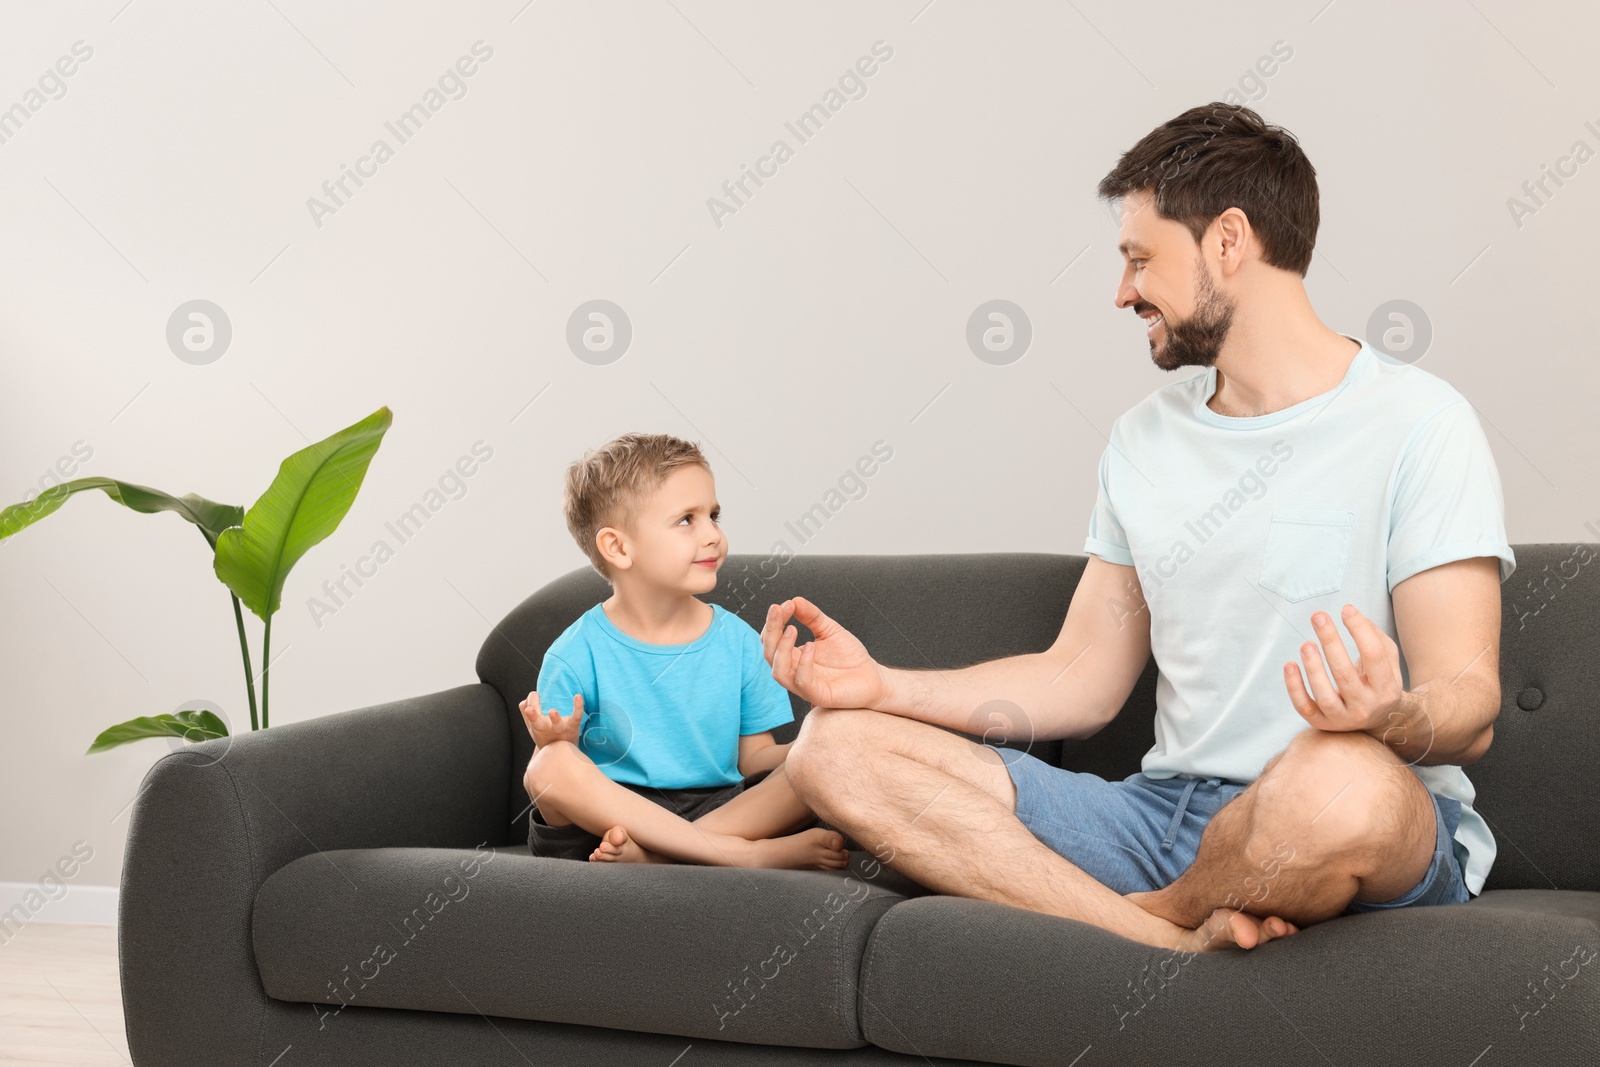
[761,102,1515,953]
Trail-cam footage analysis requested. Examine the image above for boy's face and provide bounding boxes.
[603,464,725,593]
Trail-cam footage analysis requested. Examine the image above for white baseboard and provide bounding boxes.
[0,881,119,927]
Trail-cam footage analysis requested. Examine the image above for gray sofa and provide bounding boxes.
[119,548,1600,1066]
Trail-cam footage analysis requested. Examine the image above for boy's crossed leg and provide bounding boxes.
[524,740,847,870]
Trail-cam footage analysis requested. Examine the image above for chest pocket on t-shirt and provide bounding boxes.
[1258,507,1355,602]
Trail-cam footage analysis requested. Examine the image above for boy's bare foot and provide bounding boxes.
[749,827,850,870]
[1172,907,1300,953]
[589,825,670,864]
[587,825,849,870]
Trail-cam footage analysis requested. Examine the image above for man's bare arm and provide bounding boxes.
[872,554,1154,742]
[1381,556,1502,765]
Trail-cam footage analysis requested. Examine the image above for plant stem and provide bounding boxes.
[261,616,272,730]
[231,595,260,732]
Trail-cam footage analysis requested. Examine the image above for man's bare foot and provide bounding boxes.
[1173,907,1300,952]
[749,827,850,870]
[589,825,670,864]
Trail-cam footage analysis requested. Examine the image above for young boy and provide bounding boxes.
[521,432,848,869]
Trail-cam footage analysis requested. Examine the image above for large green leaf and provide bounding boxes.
[0,478,243,548]
[214,406,392,621]
[86,709,229,754]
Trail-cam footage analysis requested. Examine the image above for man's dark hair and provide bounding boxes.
[1097,102,1318,277]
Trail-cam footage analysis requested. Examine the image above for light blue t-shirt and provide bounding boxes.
[534,601,795,789]
[1085,336,1515,895]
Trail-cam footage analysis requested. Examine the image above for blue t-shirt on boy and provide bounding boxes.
[534,602,795,789]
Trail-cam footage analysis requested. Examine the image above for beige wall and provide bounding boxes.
[2,0,1595,901]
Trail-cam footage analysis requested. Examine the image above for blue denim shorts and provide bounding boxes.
[996,749,1471,913]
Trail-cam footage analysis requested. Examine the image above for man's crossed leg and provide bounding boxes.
[783,706,1448,952]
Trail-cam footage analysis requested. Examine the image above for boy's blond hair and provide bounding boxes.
[563,432,710,580]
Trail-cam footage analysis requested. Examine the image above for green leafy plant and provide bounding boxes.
[0,406,392,752]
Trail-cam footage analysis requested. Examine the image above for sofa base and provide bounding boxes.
[253,997,1001,1067]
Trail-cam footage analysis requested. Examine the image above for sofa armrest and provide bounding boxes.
[118,682,510,1067]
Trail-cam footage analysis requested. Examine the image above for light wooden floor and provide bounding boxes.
[0,922,130,1066]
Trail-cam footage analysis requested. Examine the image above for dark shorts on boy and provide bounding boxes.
[996,748,1472,913]
[527,768,775,862]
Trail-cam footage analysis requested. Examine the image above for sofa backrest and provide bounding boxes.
[476,545,1597,893]
[1463,543,1598,891]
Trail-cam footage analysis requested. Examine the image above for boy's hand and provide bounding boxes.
[762,597,889,711]
[519,690,584,748]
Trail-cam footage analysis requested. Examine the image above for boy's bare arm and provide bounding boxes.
[737,732,789,776]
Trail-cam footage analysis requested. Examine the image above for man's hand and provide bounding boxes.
[1283,604,1405,734]
[520,690,584,749]
[762,597,889,711]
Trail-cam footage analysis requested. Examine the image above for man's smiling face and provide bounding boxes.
[1113,188,1237,372]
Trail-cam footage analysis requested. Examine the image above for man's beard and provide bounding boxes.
[1150,260,1235,372]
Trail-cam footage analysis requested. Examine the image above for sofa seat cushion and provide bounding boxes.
[251,845,906,1049]
[857,890,1600,1067]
